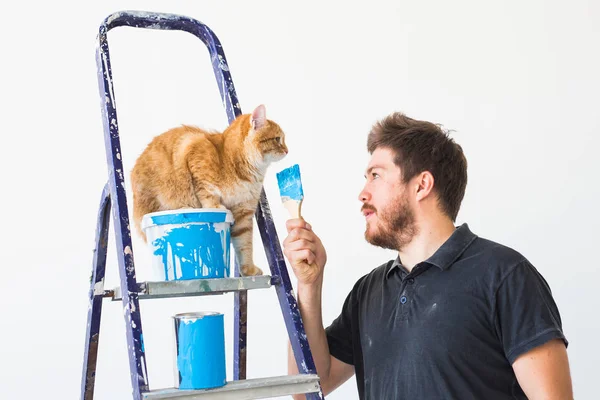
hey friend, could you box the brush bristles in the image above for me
[276,164,304,202]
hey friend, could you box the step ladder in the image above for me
[80,10,324,400]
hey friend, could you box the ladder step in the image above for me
[142,374,320,399]
[112,276,276,300]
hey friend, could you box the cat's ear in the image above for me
[251,104,267,131]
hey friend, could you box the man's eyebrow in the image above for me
[364,165,384,177]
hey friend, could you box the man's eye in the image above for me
[372,173,380,179]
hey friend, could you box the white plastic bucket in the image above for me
[141,208,234,281]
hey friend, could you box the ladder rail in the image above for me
[81,183,111,400]
[256,193,325,400]
[97,22,149,398]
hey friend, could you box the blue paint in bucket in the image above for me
[142,209,234,281]
[173,312,226,390]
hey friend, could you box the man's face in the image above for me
[359,148,418,251]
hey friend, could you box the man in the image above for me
[283,112,572,399]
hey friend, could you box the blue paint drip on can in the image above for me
[173,312,227,390]
[142,209,234,281]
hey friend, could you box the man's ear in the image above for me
[415,171,435,201]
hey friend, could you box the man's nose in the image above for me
[358,187,370,203]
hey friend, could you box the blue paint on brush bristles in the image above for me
[276,164,304,202]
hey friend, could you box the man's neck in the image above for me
[398,217,456,272]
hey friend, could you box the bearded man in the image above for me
[283,112,572,400]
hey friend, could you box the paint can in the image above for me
[172,312,227,390]
[141,208,234,281]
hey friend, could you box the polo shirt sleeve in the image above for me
[494,259,568,365]
[325,280,361,366]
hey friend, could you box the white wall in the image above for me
[1,1,598,399]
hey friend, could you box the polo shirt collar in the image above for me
[387,223,477,277]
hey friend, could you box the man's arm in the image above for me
[287,281,354,398]
[512,339,573,399]
[495,261,571,399]
[283,218,355,398]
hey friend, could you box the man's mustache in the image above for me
[361,205,377,213]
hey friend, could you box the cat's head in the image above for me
[246,104,288,164]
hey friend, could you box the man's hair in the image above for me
[367,112,468,221]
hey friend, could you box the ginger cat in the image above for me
[130,104,288,276]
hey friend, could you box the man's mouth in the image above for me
[362,207,376,219]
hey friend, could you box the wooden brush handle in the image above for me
[283,199,303,219]
[282,198,318,268]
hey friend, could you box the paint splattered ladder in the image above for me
[81,10,323,400]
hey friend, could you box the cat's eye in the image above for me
[274,137,281,143]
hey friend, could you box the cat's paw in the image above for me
[199,201,228,210]
[207,203,227,210]
[241,264,263,276]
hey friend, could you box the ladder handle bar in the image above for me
[99,10,242,124]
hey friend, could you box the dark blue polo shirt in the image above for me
[326,224,567,399]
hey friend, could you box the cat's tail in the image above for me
[134,217,147,243]
[131,199,148,243]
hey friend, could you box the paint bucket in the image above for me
[141,208,234,281]
[172,312,227,390]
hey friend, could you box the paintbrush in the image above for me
[277,164,318,269]
[276,164,305,219]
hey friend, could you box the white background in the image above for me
[1,1,598,399]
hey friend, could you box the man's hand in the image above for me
[283,218,327,285]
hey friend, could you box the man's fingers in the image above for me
[286,218,310,233]
[285,238,316,253]
[283,220,321,268]
[290,249,314,267]
[284,236,317,265]
[283,227,316,246]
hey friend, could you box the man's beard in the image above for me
[363,194,418,251]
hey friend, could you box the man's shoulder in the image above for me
[465,234,528,267]
[458,233,533,284]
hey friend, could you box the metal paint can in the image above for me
[142,208,234,281]
[173,312,227,390]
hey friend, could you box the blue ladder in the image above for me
[80,10,324,400]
